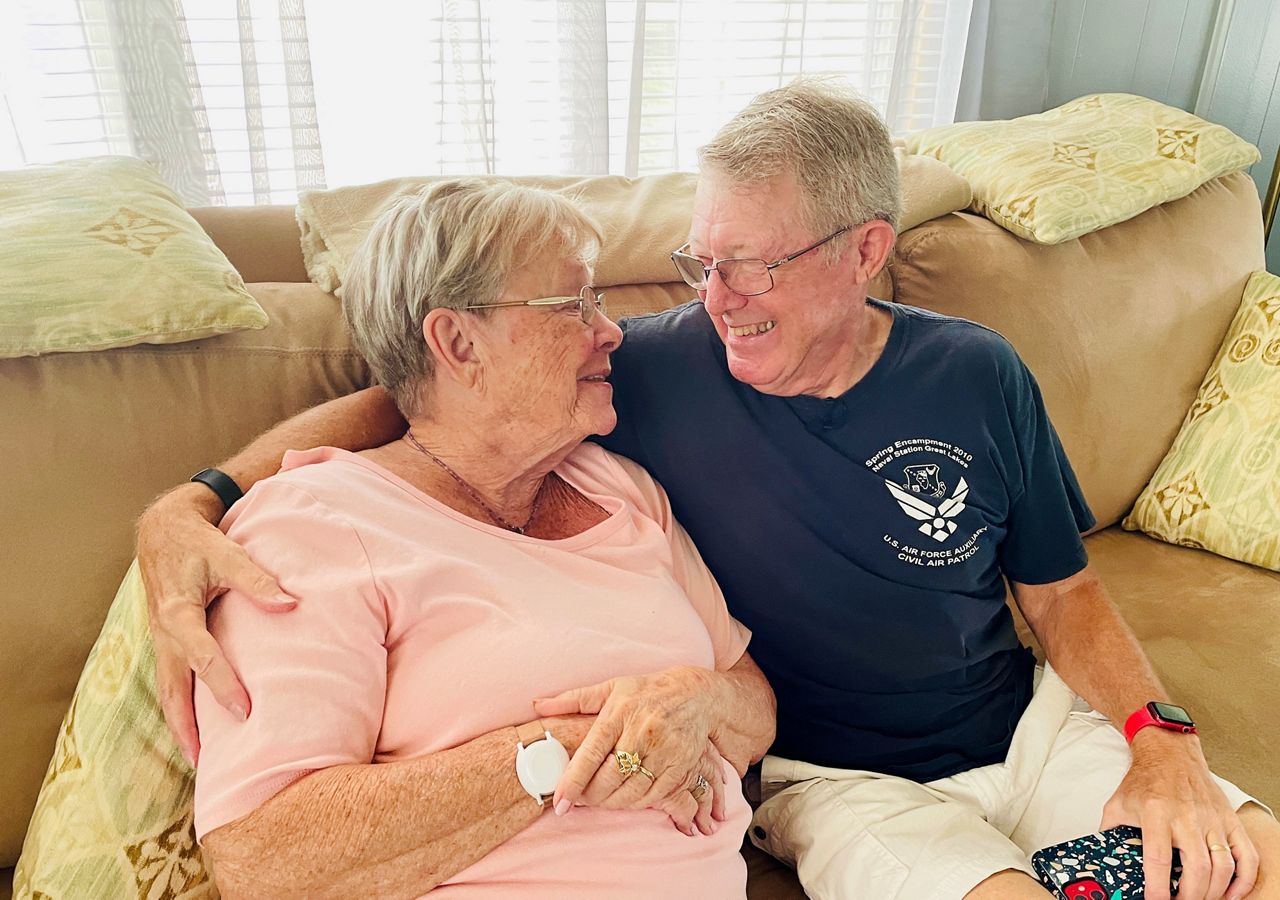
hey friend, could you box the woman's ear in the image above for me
[422,308,483,389]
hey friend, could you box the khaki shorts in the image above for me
[750,667,1265,900]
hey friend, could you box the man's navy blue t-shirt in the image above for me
[595,298,1096,782]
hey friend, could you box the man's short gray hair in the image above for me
[697,76,901,239]
[342,178,603,418]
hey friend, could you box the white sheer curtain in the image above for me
[2,0,975,205]
[1,0,325,205]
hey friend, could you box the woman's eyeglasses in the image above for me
[463,285,607,325]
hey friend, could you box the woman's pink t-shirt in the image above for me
[193,442,753,898]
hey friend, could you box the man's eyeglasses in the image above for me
[463,285,606,325]
[670,226,851,297]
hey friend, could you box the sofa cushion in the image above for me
[13,563,211,900]
[902,94,1260,245]
[189,204,310,284]
[299,173,703,293]
[1123,271,1280,570]
[296,161,966,296]
[0,156,267,357]
[745,841,806,899]
[888,171,1266,530]
[0,282,369,866]
[1080,529,1279,810]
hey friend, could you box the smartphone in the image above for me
[1031,825,1182,899]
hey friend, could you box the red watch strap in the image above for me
[1123,703,1197,743]
[1123,705,1158,743]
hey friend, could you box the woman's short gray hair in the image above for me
[697,76,901,240]
[342,178,603,418]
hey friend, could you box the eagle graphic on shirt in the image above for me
[885,470,970,542]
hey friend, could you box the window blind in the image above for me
[2,0,972,203]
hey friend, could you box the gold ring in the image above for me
[691,773,710,800]
[615,749,644,777]
[637,765,656,781]
[1209,843,1232,853]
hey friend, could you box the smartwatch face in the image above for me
[1151,702,1194,726]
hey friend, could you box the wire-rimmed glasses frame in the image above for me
[462,285,607,325]
[670,225,851,297]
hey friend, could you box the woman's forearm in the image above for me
[204,718,588,899]
[706,653,777,776]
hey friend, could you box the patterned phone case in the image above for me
[1031,825,1182,899]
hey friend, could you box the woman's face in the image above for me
[472,255,623,452]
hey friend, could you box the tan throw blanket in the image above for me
[297,157,970,295]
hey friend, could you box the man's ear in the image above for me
[422,308,483,389]
[848,219,896,284]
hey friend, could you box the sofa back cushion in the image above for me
[189,205,310,284]
[889,170,1265,529]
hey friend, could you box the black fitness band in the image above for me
[190,467,244,511]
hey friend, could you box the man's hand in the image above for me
[136,483,296,767]
[534,666,730,836]
[1100,730,1259,900]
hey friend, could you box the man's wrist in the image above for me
[670,664,723,709]
[1129,723,1204,760]
[162,480,230,525]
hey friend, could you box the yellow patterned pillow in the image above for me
[1123,272,1280,570]
[13,562,215,899]
[0,156,266,357]
[901,93,1260,244]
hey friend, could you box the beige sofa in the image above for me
[2,171,1276,899]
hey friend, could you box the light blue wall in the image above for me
[970,0,1279,273]
[964,0,1055,121]
[1044,0,1220,112]
[967,0,1219,120]
[1194,0,1280,273]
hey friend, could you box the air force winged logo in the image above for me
[885,470,970,542]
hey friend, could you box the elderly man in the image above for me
[139,78,1277,900]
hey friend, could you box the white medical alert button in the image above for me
[515,726,569,805]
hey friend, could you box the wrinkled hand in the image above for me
[536,714,598,757]
[1101,731,1258,900]
[533,666,728,836]
[136,484,295,767]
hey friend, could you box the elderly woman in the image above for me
[192,179,775,899]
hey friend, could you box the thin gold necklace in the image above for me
[402,431,547,534]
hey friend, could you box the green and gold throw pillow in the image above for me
[13,561,215,899]
[1123,271,1280,570]
[901,93,1260,244]
[0,156,267,357]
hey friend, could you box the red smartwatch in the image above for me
[1123,701,1197,743]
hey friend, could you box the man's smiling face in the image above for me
[689,169,873,398]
